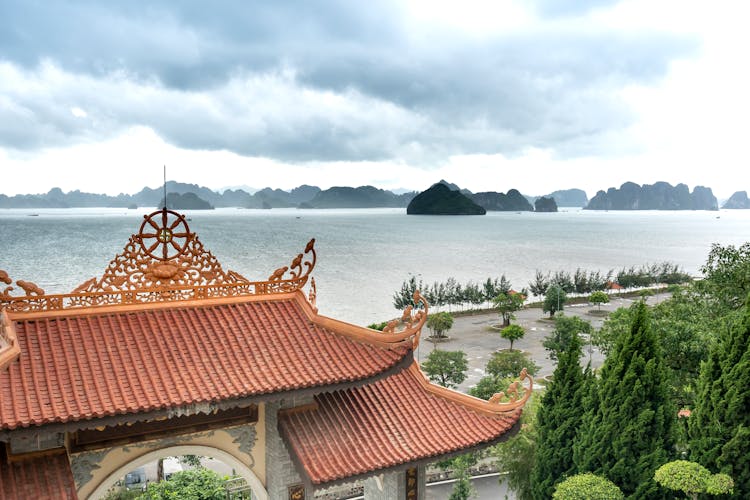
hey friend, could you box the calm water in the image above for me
[0,207,748,324]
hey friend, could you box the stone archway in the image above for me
[87,445,268,500]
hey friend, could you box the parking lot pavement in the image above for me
[416,293,671,393]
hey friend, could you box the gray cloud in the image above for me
[0,1,697,163]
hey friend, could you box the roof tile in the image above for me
[279,362,522,486]
[0,298,408,430]
[0,452,76,499]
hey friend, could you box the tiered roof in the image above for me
[0,208,530,493]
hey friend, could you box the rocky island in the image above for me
[585,182,718,211]
[534,196,558,212]
[722,191,750,209]
[407,183,486,215]
[472,189,533,211]
[542,188,588,207]
[160,192,214,210]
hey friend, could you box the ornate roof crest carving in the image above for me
[0,208,317,313]
[379,290,428,348]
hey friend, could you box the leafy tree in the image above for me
[486,350,540,380]
[594,288,713,407]
[531,332,587,499]
[180,455,203,468]
[529,270,550,297]
[500,324,525,351]
[444,454,477,500]
[104,489,141,500]
[469,375,510,400]
[543,285,567,317]
[698,242,750,309]
[493,393,542,500]
[552,473,624,500]
[592,307,632,356]
[690,297,750,496]
[543,315,591,362]
[588,290,609,311]
[493,292,525,327]
[367,321,387,331]
[573,268,589,294]
[140,468,226,500]
[573,302,675,498]
[392,275,423,310]
[422,349,468,389]
[551,270,575,293]
[448,475,473,500]
[426,311,454,339]
[653,460,734,499]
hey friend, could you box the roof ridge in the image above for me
[407,362,532,417]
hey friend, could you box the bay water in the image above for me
[0,207,748,325]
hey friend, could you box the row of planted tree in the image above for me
[392,261,691,312]
[399,242,749,499]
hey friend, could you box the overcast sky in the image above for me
[1,0,748,199]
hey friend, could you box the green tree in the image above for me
[543,315,592,362]
[469,375,510,400]
[500,324,525,351]
[493,393,542,500]
[690,297,750,497]
[573,301,675,498]
[589,290,609,311]
[529,270,550,297]
[448,475,473,500]
[698,242,750,309]
[552,473,623,500]
[653,460,734,500]
[486,350,540,380]
[594,289,714,408]
[426,311,454,339]
[493,292,525,327]
[422,349,468,389]
[140,468,226,500]
[444,454,477,500]
[531,332,587,499]
[393,275,423,309]
[543,285,567,317]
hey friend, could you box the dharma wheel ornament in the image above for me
[137,208,192,261]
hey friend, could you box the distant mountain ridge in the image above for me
[585,182,718,211]
[0,180,722,211]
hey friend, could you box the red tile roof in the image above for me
[279,362,522,486]
[0,451,77,499]
[0,296,410,430]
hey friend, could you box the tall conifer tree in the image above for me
[531,329,586,499]
[573,301,674,498]
[690,299,750,496]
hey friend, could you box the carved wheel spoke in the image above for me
[138,208,192,261]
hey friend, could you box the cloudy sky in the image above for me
[1,0,748,199]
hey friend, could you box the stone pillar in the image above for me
[264,399,310,500]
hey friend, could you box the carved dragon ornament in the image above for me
[378,290,428,348]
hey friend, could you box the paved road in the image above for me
[426,473,510,499]
[415,292,670,394]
